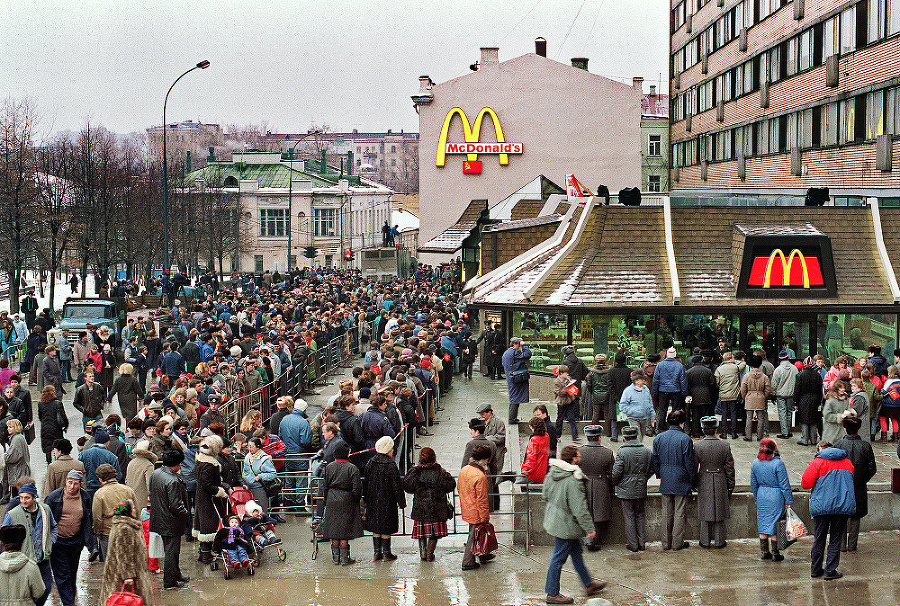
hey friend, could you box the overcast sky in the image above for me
[2,0,669,138]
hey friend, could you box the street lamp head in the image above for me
[197,60,211,69]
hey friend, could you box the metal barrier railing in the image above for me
[1,341,26,365]
[221,328,365,437]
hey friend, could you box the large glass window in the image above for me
[817,314,897,366]
[664,314,740,361]
[824,16,839,58]
[313,208,337,237]
[259,208,288,237]
[512,311,569,372]
[890,0,900,34]
[572,315,658,369]
[870,0,885,41]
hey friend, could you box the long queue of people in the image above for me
[0,263,473,605]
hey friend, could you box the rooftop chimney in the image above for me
[480,47,499,68]
[571,57,589,70]
[535,37,547,57]
[632,76,644,91]
[650,85,657,96]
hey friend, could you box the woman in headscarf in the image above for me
[99,499,154,606]
[107,362,144,423]
[749,438,794,562]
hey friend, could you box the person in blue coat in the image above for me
[750,438,794,562]
[278,399,312,504]
[651,347,688,431]
[651,410,695,551]
[502,337,532,425]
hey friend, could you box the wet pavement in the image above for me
[19,361,900,605]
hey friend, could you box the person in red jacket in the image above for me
[800,441,856,581]
[518,417,550,484]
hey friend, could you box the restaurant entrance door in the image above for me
[742,314,815,362]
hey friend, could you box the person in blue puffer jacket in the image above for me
[800,443,856,581]
[651,347,687,432]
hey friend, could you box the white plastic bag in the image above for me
[785,508,808,540]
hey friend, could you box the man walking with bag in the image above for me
[542,445,607,604]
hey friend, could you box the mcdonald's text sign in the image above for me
[436,107,523,173]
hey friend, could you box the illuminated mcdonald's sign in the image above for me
[747,249,825,288]
[436,107,523,173]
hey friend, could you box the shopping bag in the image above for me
[471,522,498,557]
[565,382,579,397]
[105,580,144,606]
[785,508,808,540]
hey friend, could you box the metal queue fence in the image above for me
[1,341,26,365]
[221,326,366,437]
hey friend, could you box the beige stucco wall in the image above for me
[417,52,642,261]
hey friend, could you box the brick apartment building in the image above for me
[670,0,900,201]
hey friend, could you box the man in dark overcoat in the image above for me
[693,416,735,548]
[578,425,614,551]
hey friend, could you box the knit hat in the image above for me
[666,346,677,358]
[778,350,789,359]
[94,429,110,444]
[66,470,84,481]
[359,387,371,399]
[293,399,308,412]
[230,346,243,359]
[18,482,38,496]
[375,436,394,455]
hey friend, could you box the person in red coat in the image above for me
[519,417,550,484]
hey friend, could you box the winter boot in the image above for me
[760,538,772,560]
[418,538,428,561]
[340,545,355,566]
[373,536,383,561]
[771,544,784,562]
[382,536,397,561]
[331,545,341,565]
[425,538,438,562]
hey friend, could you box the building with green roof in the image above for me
[181,151,392,272]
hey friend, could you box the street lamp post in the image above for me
[286,139,304,273]
[162,60,210,281]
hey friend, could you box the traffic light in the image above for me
[344,249,354,262]
[303,246,318,259]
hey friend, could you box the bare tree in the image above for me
[34,135,77,310]
[0,98,40,313]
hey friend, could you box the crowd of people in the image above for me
[484,333,893,603]
[0,262,480,605]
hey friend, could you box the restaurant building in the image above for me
[466,195,900,374]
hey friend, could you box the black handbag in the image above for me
[509,369,530,384]
[23,423,35,445]
[260,476,282,497]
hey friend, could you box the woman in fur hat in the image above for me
[193,435,229,563]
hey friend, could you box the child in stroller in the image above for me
[214,516,252,569]
[243,500,281,547]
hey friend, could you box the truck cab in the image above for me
[50,299,124,348]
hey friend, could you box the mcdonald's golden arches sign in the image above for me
[436,107,523,174]
[736,232,836,298]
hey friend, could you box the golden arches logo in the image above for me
[763,249,810,288]
[435,107,522,167]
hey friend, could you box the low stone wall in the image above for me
[514,487,900,546]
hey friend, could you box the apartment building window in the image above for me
[314,208,337,237]
[869,0,885,41]
[648,135,662,157]
[824,102,839,145]
[841,7,857,54]
[260,209,288,238]
[391,145,396,153]
[648,175,662,192]
[891,0,900,34]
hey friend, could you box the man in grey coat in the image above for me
[578,425,614,551]
[693,416,735,549]
[771,350,799,439]
[611,425,653,552]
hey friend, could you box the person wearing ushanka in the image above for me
[2,482,56,606]
[0,524,46,606]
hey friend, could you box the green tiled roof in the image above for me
[183,162,335,189]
